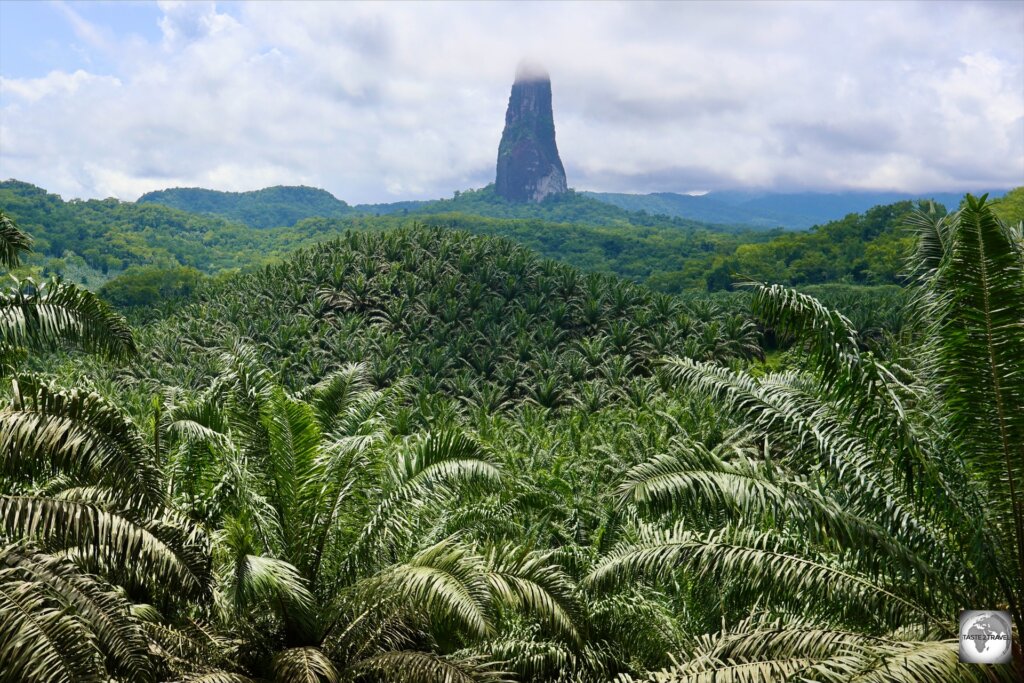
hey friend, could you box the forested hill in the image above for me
[701,200,927,290]
[698,187,1024,290]
[0,179,262,278]
[138,185,353,228]
[116,226,763,404]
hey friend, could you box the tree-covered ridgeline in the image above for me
[8,179,1019,300]
[0,179,756,292]
[2,194,1022,681]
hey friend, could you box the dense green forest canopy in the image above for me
[138,185,354,228]
[5,196,1022,682]
[700,200,927,289]
[696,187,1024,291]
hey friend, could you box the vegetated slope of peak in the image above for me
[138,184,353,228]
[128,226,762,415]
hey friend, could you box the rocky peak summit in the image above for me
[495,62,567,203]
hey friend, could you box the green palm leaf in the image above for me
[0,210,32,270]
[0,278,135,365]
[0,544,153,682]
[0,571,105,683]
[0,494,211,599]
[484,543,580,643]
[930,196,1024,591]
[271,646,339,683]
[377,538,493,639]
[1,376,163,510]
[350,431,500,569]
[587,525,943,630]
[351,650,508,683]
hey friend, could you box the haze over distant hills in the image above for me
[582,189,1009,229]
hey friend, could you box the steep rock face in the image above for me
[495,64,567,203]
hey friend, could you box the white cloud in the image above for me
[1,0,1021,203]
[0,69,121,103]
[157,1,239,49]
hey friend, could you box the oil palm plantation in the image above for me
[155,346,586,682]
[0,210,212,682]
[590,196,1022,681]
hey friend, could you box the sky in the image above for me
[1,0,1022,204]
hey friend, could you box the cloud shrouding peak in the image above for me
[1,0,1022,203]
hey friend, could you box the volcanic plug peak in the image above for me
[495,63,568,203]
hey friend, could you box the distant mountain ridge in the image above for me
[138,185,353,228]
[140,183,737,232]
[0,179,750,293]
[582,189,1010,229]
[138,182,1009,232]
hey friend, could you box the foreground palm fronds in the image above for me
[594,196,1022,681]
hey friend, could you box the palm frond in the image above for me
[746,282,859,376]
[613,441,956,589]
[0,210,32,269]
[931,195,1024,590]
[352,650,509,683]
[144,617,239,678]
[377,538,493,639]
[587,525,943,631]
[0,570,105,683]
[172,674,259,683]
[0,494,211,599]
[0,544,153,682]
[0,278,135,364]
[350,431,500,569]
[271,646,339,683]
[659,359,943,553]
[2,376,163,510]
[301,363,375,434]
[484,543,580,643]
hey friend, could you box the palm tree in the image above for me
[159,347,583,682]
[590,196,1022,681]
[0,212,210,683]
[0,209,135,374]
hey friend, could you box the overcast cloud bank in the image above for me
[1,0,1022,203]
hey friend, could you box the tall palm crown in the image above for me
[590,196,1022,681]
